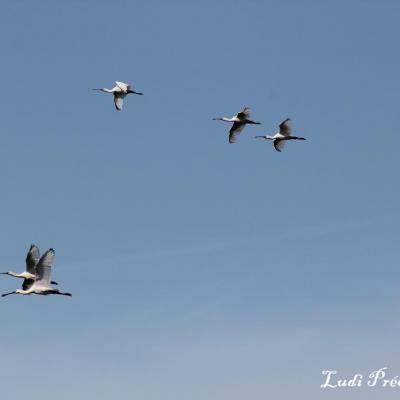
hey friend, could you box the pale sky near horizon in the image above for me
[1,1,400,399]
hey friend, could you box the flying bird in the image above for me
[255,118,306,152]
[2,248,71,297]
[0,244,58,285]
[93,81,143,111]
[213,107,261,143]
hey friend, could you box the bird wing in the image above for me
[236,107,251,120]
[114,94,124,111]
[35,248,55,286]
[22,278,34,291]
[229,122,246,143]
[25,244,40,274]
[115,81,129,92]
[274,139,286,152]
[279,118,292,136]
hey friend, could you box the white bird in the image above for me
[2,248,71,297]
[213,107,261,143]
[93,81,143,111]
[0,244,58,285]
[255,118,306,152]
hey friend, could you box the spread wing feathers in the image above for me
[25,244,40,274]
[279,118,292,136]
[114,94,124,111]
[35,248,55,286]
[236,107,251,120]
[274,139,286,152]
[229,122,246,143]
[115,81,130,92]
[22,278,34,291]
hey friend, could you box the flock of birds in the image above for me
[1,80,307,299]
[213,107,306,150]
[1,245,71,297]
[93,80,307,151]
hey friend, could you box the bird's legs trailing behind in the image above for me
[127,89,144,95]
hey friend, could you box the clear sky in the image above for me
[1,1,400,399]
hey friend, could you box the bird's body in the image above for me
[213,107,261,143]
[93,81,143,111]
[2,248,71,298]
[255,118,306,152]
[0,244,58,285]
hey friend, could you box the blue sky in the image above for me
[1,1,400,399]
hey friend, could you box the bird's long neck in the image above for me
[216,117,236,122]
[94,88,113,93]
[213,117,234,122]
